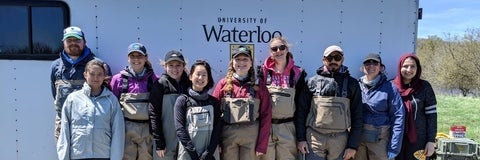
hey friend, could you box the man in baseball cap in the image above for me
[62,26,84,41]
[297,44,363,160]
[50,26,111,141]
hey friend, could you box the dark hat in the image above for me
[63,26,84,41]
[323,45,343,57]
[165,50,185,63]
[363,53,382,63]
[127,43,147,55]
[232,45,252,58]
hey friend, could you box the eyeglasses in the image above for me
[270,45,287,52]
[325,54,343,62]
[363,60,380,66]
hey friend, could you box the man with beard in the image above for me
[50,26,112,141]
[296,45,363,160]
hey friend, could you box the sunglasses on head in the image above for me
[325,54,343,62]
[363,60,380,66]
[270,45,287,52]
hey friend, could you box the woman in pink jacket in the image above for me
[259,36,307,160]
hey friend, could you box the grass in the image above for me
[436,95,480,142]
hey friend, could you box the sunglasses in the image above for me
[270,45,287,52]
[363,60,380,66]
[325,54,343,62]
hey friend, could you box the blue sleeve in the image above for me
[50,60,58,98]
[387,83,405,155]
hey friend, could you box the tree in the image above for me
[417,28,480,96]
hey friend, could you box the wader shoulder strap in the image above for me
[341,77,348,98]
[249,85,255,98]
[147,74,153,92]
[182,94,193,107]
[121,74,128,93]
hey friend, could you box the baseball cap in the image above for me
[63,26,84,41]
[323,45,344,57]
[127,43,147,55]
[363,53,382,63]
[232,45,252,58]
[165,50,185,63]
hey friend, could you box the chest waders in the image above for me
[221,86,260,124]
[162,93,180,159]
[264,70,298,160]
[54,79,85,140]
[304,78,350,160]
[220,86,260,160]
[265,69,297,120]
[119,75,154,160]
[54,80,85,117]
[177,96,215,160]
[119,75,153,121]
[120,92,151,120]
[307,78,350,134]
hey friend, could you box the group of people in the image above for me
[51,26,437,160]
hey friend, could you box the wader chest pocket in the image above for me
[222,98,259,124]
[187,106,213,130]
[191,111,210,127]
[120,93,150,120]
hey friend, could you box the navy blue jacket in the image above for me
[359,74,405,156]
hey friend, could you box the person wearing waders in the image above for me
[296,45,363,160]
[150,50,191,159]
[174,60,222,160]
[354,53,405,160]
[110,43,159,160]
[50,26,111,141]
[258,36,307,160]
[212,45,272,160]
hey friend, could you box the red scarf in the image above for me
[393,53,422,144]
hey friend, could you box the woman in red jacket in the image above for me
[212,45,272,160]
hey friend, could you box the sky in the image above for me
[418,0,480,38]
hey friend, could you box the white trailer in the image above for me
[0,0,420,159]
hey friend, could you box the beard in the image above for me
[66,44,83,57]
[327,63,341,72]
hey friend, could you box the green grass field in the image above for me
[437,95,480,142]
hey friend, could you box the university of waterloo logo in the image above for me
[203,16,282,43]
